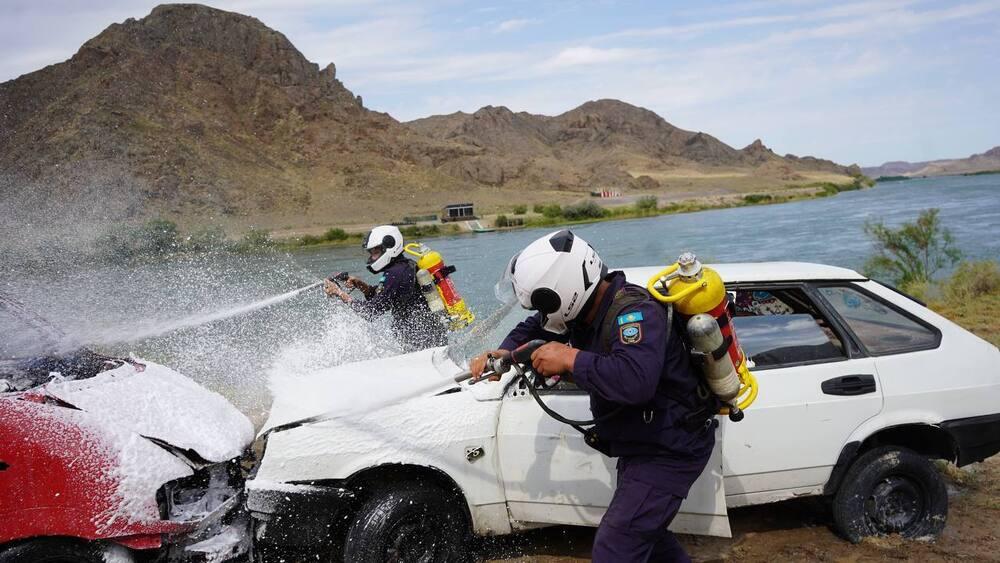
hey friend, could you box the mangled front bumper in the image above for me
[158,459,251,562]
[245,478,355,550]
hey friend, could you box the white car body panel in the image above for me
[252,262,1000,539]
[721,358,882,497]
[496,381,730,537]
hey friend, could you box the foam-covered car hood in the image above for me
[260,347,465,435]
[45,359,253,462]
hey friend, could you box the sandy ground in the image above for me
[479,455,1000,562]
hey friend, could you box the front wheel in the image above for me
[342,482,470,563]
[832,446,948,542]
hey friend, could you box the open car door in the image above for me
[495,377,731,537]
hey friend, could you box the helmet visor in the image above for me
[494,252,519,305]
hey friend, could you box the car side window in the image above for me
[817,286,938,355]
[731,287,847,369]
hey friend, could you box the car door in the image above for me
[496,379,731,537]
[722,283,883,505]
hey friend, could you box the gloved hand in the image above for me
[530,342,578,377]
[344,275,363,289]
[470,349,510,381]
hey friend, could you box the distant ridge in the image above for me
[863,146,1000,178]
[407,101,858,188]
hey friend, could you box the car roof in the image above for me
[621,262,866,285]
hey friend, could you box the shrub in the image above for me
[863,208,962,286]
[495,214,510,228]
[185,226,227,252]
[323,228,348,241]
[234,227,274,252]
[400,225,441,238]
[635,195,658,212]
[512,205,527,215]
[140,218,181,254]
[533,204,545,214]
[944,260,1000,301]
[743,194,773,204]
[540,204,563,218]
[299,234,322,245]
[562,201,607,220]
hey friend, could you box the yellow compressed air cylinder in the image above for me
[406,243,475,329]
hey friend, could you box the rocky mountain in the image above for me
[408,101,859,188]
[0,4,467,226]
[863,147,1000,178]
[0,3,861,230]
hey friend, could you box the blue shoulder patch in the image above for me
[617,311,644,325]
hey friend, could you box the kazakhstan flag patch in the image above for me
[617,311,644,325]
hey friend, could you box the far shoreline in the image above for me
[276,177,873,251]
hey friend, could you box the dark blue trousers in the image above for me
[592,457,692,563]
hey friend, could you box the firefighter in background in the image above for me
[324,225,448,352]
[471,230,716,563]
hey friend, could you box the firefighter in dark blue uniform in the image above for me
[472,230,715,562]
[325,225,447,352]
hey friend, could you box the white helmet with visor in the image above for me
[497,230,606,334]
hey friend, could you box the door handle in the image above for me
[822,374,876,396]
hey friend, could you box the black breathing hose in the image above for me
[508,303,673,432]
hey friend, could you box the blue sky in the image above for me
[2,0,998,166]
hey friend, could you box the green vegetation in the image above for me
[962,170,1000,177]
[863,208,962,288]
[743,194,773,204]
[324,227,348,241]
[925,261,1000,347]
[860,213,1000,347]
[96,219,278,262]
[232,227,275,253]
[876,175,910,182]
[561,201,608,220]
[512,205,527,215]
[495,214,511,227]
[635,195,658,214]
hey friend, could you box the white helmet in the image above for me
[363,225,404,273]
[505,230,606,334]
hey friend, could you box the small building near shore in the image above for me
[442,203,475,222]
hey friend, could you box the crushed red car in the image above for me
[0,298,254,562]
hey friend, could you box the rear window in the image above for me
[731,287,846,369]
[817,286,938,355]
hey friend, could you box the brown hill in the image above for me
[0,4,469,227]
[408,100,859,190]
[0,3,860,231]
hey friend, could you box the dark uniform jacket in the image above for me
[500,271,715,495]
[351,257,448,352]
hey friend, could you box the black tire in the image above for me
[832,446,948,543]
[0,538,105,563]
[342,482,470,563]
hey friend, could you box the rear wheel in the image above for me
[832,446,948,542]
[342,482,470,563]
[0,538,109,563]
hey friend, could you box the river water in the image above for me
[3,175,998,417]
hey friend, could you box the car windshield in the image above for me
[438,299,526,371]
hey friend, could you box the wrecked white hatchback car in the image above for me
[247,263,1000,561]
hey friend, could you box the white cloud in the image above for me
[494,18,538,33]
[539,46,655,70]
